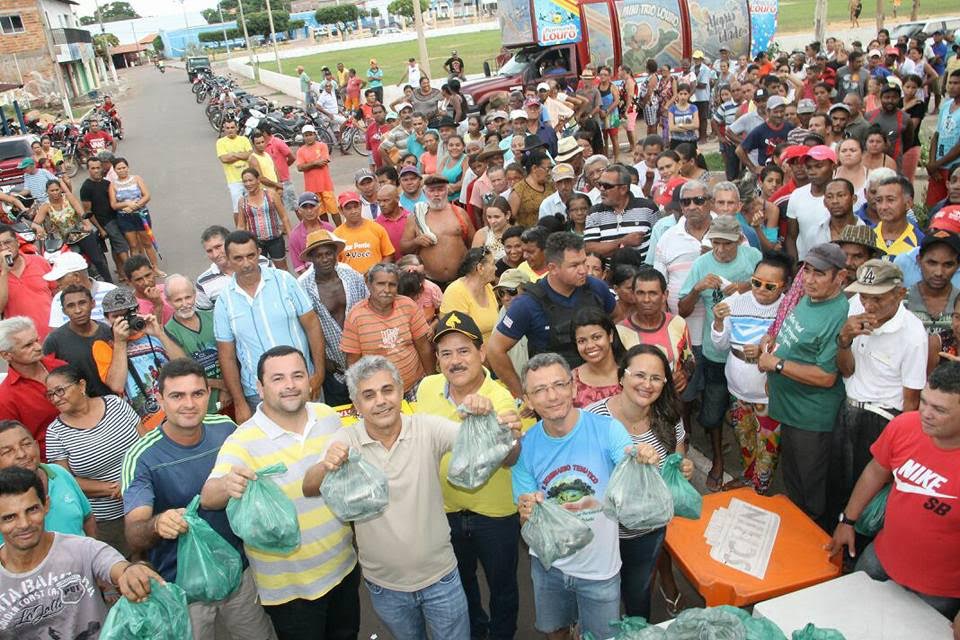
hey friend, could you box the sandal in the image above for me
[659,584,683,617]
[705,468,724,492]
[722,477,749,492]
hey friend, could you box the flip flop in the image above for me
[705,469,724,492]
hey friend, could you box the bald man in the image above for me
[375,184,411,260]
[163,274,227,412]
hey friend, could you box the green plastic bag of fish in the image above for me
[661,453,703,519]
[100,580,192,640]
[447,407,515,490]
[321,447,389,522]
[226,462,300,554]
[604,451,674,530]
[177,495,242,602]
[521,500,594,570]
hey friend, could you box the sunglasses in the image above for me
[597,181,628,190]
[680,196,708,206]
[497,287,519,296]
[751,277,783,291]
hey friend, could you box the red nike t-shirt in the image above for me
[871,412,960,598]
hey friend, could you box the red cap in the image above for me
[885,45,900,56]
[337,191,362,208]
[804,145,837,163]
[930,205,960,235]
[779,145,810,164]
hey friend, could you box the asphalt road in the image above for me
[110,64,703,638]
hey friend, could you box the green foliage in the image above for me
[152,35,165,52]
[201,9,220,24]
[387,0,430,20]
[92,33,119,58]
[288,20,305,32]
[85,1,140,24]
[315,5,361,25]
[79,16,96,26]
[370,8,381,18]
[199,29,242,44]
[243,11,290,37]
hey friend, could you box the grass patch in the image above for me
[703,152,724,173]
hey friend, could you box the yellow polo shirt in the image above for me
[875,222,923,258]
[417,370,522,518]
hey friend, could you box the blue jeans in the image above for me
[619,528,666,620]
[530,561,620,638]
[447,511,520,640]
[364,568,470,640]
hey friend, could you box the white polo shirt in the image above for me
[653,217,714,346]
[538,189,587,219]
[844,296,928,410]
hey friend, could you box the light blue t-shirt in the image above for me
[934,98,960,169]
[679,246,762,363]
[894,247,960,288]
[399,190,427,211]
[644,215,680,265]
[366,67,383,89]
[512,410,632,580]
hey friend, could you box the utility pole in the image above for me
[218,4,231,54]
[265,0,282,73]
[92,0,118,82]
[38,10,74,119]
[910,0,919,21]
[876,0,885,31]
[412,0,429,78]
[813,0,827,44]
[236,0,259,81]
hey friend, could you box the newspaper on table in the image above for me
[704,497,780,580]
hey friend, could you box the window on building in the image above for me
[0,15,25,34]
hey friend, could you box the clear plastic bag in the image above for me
[854,484,890,537]
[603,452,674,530]
[177,495,243,603]
[791,623,846,640]
[521,500,594,570]
[665,607,747,639]
[716,605,787,640]
[226,462,301,554]
[101,579,192,640]
[447,407,515,490]
[321,447,389,522]
[661,453,703,520]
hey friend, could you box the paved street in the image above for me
[110,63,705,638]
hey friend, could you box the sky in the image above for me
[73,0,216,19]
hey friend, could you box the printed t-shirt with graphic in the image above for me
[93,333,168,430]
[668,103,699,142]
[0,533,123,638]
[933,98,960,169]
[710,291,782,404]
[512,410,633,580]
[296,142,335,193]
[871,412,960,598]
[340,296,431,393]
[875,221,925,257]
[741,121,795,167]
[215,135,252,184]
[618,313,694,378]
[334,220,395,275]
[767,293,849,431]
[164,309,221,412]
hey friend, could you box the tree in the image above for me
[243,11,290,37]
[201,8,220,24]
[153,35,164,52]
[92,33,119,58]
[288,19,305,33]
[79,16,96,26]
[198,29,242,44]
[81,1,140,24]
[370,8,381,18]
[387,0,429,20]
[314,5,360,25]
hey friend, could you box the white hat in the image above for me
[767,96,787,110]
[302,124,317,134]
[509,109,528,121]
[536,82,550,92]
[396,102,413,112]
[43,251,88,281]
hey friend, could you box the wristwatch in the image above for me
[838,512,857,527]
[774,359,785,374]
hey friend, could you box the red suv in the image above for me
[0,135,34,187]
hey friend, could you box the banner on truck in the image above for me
[619,0,683,70]
[750,0,778,56]
[534,0,583,45]
[687,0,751,62]
[500,0,535,47]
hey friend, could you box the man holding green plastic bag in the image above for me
[202,346,360,640]
[122,358,276,639]
[0,466,163,638]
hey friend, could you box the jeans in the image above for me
[699,358,729,430]
[780,424,833,530]
[447,511,520,640]
[828,403,897,524]
[189,568,277,640]
[619,528,666,620]
[530,561,620,639]
[856,542,960,620]
[264,563,360,640]
[364,568,470,640]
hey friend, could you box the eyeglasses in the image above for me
[527,378,572,398]
[597,181,628,190]
[45,383,76,400]
[680,196,708,206]
[751,277,783,291]
[623,369,666,385]
[497,287,518,296]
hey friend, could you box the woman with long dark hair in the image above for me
[571,307,626,408]
[585,344,694,618]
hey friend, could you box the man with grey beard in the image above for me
[163,274,228,414]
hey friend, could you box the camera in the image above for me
[123,310,146,332]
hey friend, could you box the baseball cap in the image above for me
[692,50,705,59]
[536,82,550,92]
[828,103,852,114]
[845,259,904,294]
[337,191,362,208]
[767,96,787,110]
[920,229,960,256]
[881,77,903,94]
[797,98,816,114]
[550,163,576,182]
[884,45,900,56]
[524,97,541,109]
[780,145,811,164]
[433,311,482,343]
[298,192,320,207]
[354,168,376,184]
[705,216,742,242]
[101,288,139,314]
[43,251,89,281]
[302,124,317,134]
[555,137,582,162]
[396,102,413,112]
[486,110,508,122]
[423,174,450,187]
[834,224,885,255]
[385,111,399,121]
[494,268,531,291]
[930,205,960,234]
[17,157,34,169]
[868,48,883,58]
[435,116,457,129]
[300,229,345,261]
[398,165,421,178]
[804,243,848,271]
[754,88,770,102]
[805,145,837,163]
[509,109,528,121]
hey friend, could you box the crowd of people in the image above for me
[0,25,959,640]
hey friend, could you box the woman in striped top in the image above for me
[585,344,694,619]
[45,365,142,555]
